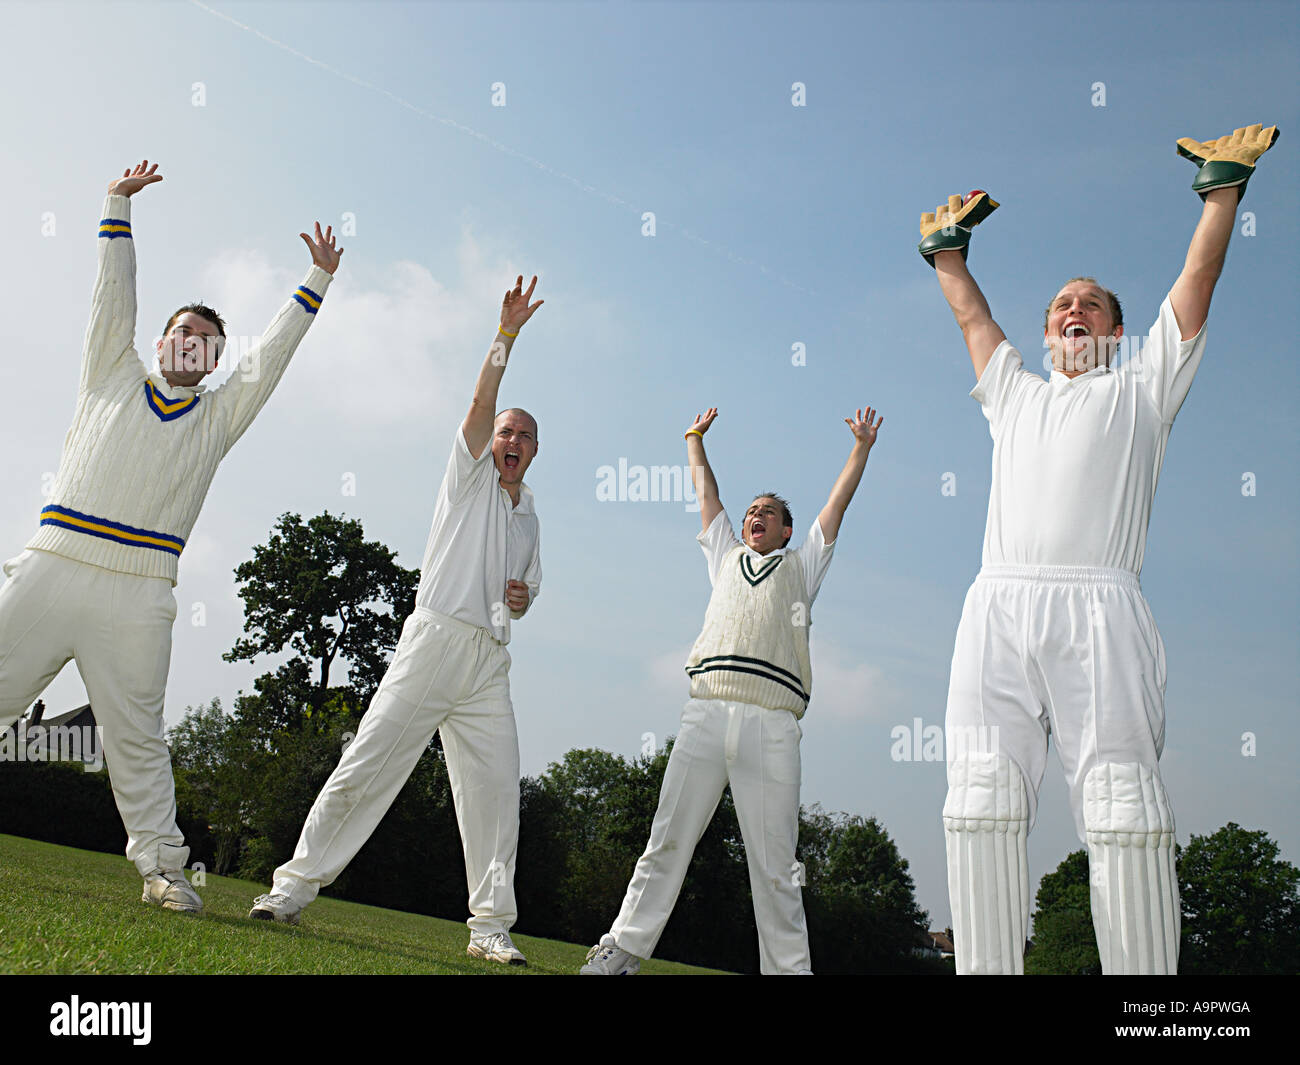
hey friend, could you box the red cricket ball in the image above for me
[964,190,987,204]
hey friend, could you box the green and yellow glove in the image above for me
[1177,123,1279,201]
[918,190,999,267]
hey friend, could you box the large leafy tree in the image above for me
[800,805,936,973]
[1179,822,1299,975]
[1025,849,1101,975]
[224,512,420,719]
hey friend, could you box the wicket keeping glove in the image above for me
[1177,123,1279,201]
[918,191,999,267]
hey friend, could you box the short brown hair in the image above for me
[162,303,226,342]
[1044,278,1123,332]
[751,492,793,548]
[496,407,538,443]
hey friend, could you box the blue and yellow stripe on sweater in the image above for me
[292,285,323,314]
[39,505,185,557]
[98,218,132,240]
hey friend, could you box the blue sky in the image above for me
[1,0,1295,928]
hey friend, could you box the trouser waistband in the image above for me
[977,564,1140,590]
[413,605,502,645]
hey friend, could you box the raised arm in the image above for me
[80,160,162,393]
[920,191,1005,381]
[934,254,1007,380]
[463,275,543,459]
[685,407,724,533]
[1169,124,1279,340]
[1167,189,1236,341]
[817,406,883,544]
[220,222,341,451]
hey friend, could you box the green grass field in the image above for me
[0,834,720,975]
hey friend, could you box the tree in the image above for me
[1179,822,1299,975]
[519,745,932,974]
[224,512,419,716]
[800,805,936,973]
[168,697,248,874]
[1025,849,1101,975]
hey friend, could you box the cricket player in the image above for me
[582,404,883,975]
[0,160,342,912]
[921,124,1277,974]
[250,276,544,966]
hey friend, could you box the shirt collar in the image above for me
[1050,363,1113,387]
[500,481,535,513]
[743,541,789,560]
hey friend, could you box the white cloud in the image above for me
[195,229,522,429]
[647,643,693,701]
[807,641,905,723]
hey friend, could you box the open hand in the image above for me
[687,408,718,438]
[845,406,883,447]
[300,221,344,274]
[109,160,163,198]
[501,275,544,334]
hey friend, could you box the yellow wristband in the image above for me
[685,429,704,440]
[498,325,518,338]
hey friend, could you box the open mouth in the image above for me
[1064,322,1090,339]
[751,520,766,539]
[504,450,520,471]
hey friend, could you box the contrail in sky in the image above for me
[189,0,813,295]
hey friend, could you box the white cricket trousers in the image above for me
[946,565,1168,835]
[944,565,1179,974]
[0,549,188,876]
[272,607,521,935]
[611,698,810,974]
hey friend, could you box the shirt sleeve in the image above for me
[697,509,741,586]
[217,265,334,453]
[1125,295,1208,424]
[796,517,836,605]
[969,339,1031,437]
[444,423,498,507]
[513,520,542,619]
[81,195,141,394]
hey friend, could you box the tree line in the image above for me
[0,512,939,974]
[2,511,1292,974]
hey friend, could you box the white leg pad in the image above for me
[1083,762,1180,975]
[943,752,1030,975]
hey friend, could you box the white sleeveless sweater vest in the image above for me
[685,544,813,717]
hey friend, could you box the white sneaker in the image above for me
[142,870,203,914]
[249,893,302,926]
[581,933,641,975]
[467,931,527,966]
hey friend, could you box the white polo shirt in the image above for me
[699,511,835,605]
[415,427,541,643]
[972,295,1207,574]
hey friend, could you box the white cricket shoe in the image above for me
[581,933,641,975]
[467,930,527,966]
[142,870,203,914]
[249,893,302,925]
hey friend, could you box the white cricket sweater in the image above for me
[685,543,814,717]
[26,194,332,584]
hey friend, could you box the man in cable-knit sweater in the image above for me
[0,160,341,912]
[582,404,883,975]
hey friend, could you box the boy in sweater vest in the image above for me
[0,161,341,912]
[582,404,882,974]
[250,276,544,967]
